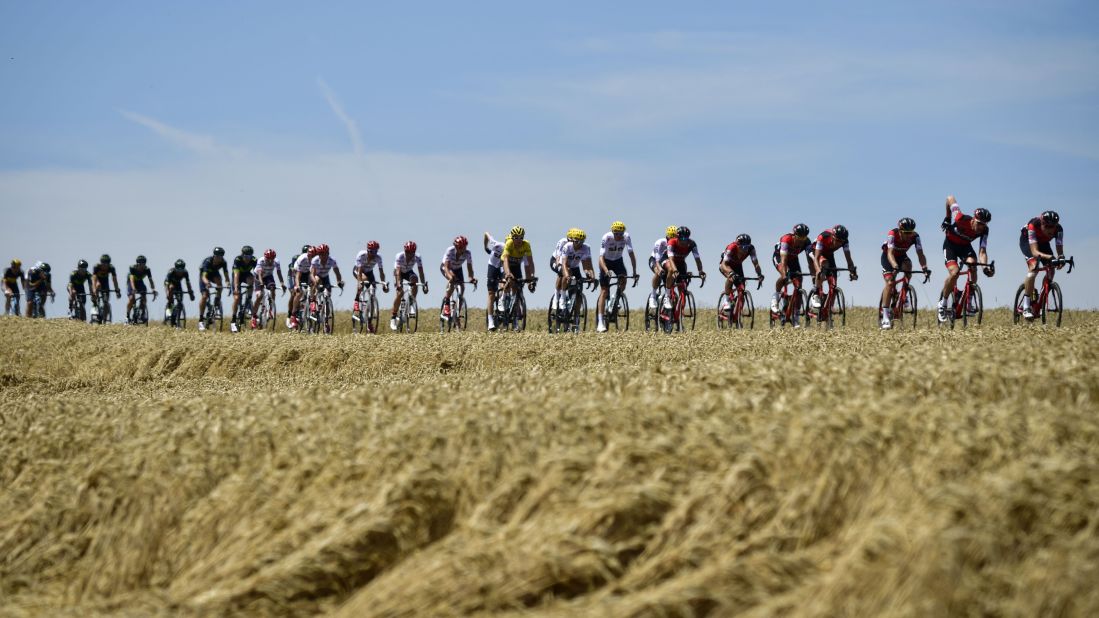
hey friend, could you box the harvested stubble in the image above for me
[1,314,1098,617]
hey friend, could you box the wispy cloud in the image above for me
[118,109,241,157]
[317,77,365,157]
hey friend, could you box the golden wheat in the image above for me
[1,313,1097,617]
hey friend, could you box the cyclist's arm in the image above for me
[465,259,475,280]
[582,257,595,279]
[276,269,286,287]
[111,271,120,293]
[483,232,492,253]
[843,247,855,269]
[916,249,928,271]
[1056,228,1065,258]
[310,264,320,286]
[377,264,387,284]
[694,256,705,276]
[147,271,156,292]
[628,249,637,276]
[524,255,535,278]
[333,266,344,286]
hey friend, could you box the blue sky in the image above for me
[2,1,1097,313]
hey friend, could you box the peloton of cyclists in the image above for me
[391,241,427,331]
[250,249,287,328]
[197,246,230,331]
[483,232,506,330]
[719,233,764,309]
[771,223,814,322]
[1018,210,1065,319]
[596,221,637,333]
[126,255,157,324]
[663,226,706,309]
[4,259,26,315]
[648,226,678,310]
[938,195,993,323]
[879,217,928,329]
[809,224,858,310]
[440,236,477,319]
[354,241,389,310]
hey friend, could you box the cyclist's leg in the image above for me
[880,252,896,310]
[940,240,964,303]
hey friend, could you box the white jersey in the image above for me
[553,237,570,259]
[355,250,383,272]
[310,256,338,278]
[560,242,592,269]
[294,253,312,274]
[600,231,634,261]
[650,238,669,261]
[485,234,505,268]
[252,257,280,279]
[395,252,422,274]
[441,246,472,270]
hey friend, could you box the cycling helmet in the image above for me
[453,235,469,249]
[736,233,752,246]
[41,263,51,273]
[366,240,380,252]
[1041,210,1060,225]
[77,259,89,269]
[136,255,147,264]
[676,226,691,239]
[568,229,586,242]
[11,259,21,267]
[174,259,186,270]
[307,246,318,258]
[213,246,225,257]
[665,225,678,239]
[610,221,626,233]
[973,208,991,223]
[241,245,254,256]
[263,249,276,260]
[34,261,45,271]
[301,244,311,254]
[404,241,417,253]
[100,254,111,264]
[898,217,916,232]
[793,223,810,238]
[510,225,525,239]
[832,224,849,241]
[316,243,330,255]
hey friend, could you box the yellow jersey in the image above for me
[502,238,532,260]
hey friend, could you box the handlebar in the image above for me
[678,272,706,289]
[1047,256,1074,274]
[896,269,932,284]
[731,274,765,290]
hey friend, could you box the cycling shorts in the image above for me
[440,264,464,284]
[3,281,18,294]
[260,274,276,289]
[943,239,976,268]
[127,280,148,296]
[486,265,503,290]
[1018,230,1052,264]
[599,258,627,287]
[200,275,223,294]
[399,270,419,283]
[360,270,378,286]
[506,258,525,279]
[881,252,912,280]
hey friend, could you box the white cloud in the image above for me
[317,77,365,157]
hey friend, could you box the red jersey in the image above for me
[1023,217,1063,246]
[666,238,700,262]
[774,233,812,258]
[944,204,988,249]
[721,242,756,265]
[881,228,923,258]
[814,231,848,256]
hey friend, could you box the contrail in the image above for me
[317,77,365,157]
[118,109,221,155]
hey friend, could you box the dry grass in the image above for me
[2,313,1098,617]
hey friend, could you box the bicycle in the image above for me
[232,281,254,332]
[394,280,424,333]
[717,275,762,330]
[1013,257,1073,327]
[5,291,21,317]
[352,282,386,334]
[941,261,994,330]
[440,281,476,332]
[549,276,597,333]
[165,288,188,329]
[127,290,157,326]
[805,267,852,329]
[201,286,225,332]
[253,284,281,331]
[602,274,639,331]
[657,272,704,334]
[492,277,536,332]
[769,271,807,329]
[29,290,52,319]
[91,287,114,324]
[307,284,340,335]
[69,292,88,322]
[879,269,930,330]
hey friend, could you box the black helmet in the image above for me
[898,217,916,232]
[736,233,752,246]
[676,226,691,239]
[1041,210,1060,225]
[100,254,111,264]
[241,245,254,256]
[41,263,51,273]
[213,246,225,257]
[832,224,849,241]
[174,259,186,270]
[973,208,991,223]
[136,255,147,264]
[793,223,810,237]
[301,244,311,254]
[77,259,88,269]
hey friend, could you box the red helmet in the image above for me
[306,246,318,258]
[316,243,330,255]
[453,235,468,249]
[263,249,276,260]
[366,240,380,252]
[404,241,417,253]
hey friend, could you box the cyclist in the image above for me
[354,241,389,311]
[771,223,814,317]
[483,232,506,330]
[596,221,637,333]
[126,255,157,324]
[91,254,121,321]
[25,262,54,317]
[4,258,26,315]
[440,236,477,319]
[229,245,258,332]
[250,249,286,328]
[68,260,93,320]
[555,229,595,317]
[310,243,345,309]
[287,244,310,292]
[1019,210,1065,319]
[163,259,195,320]
[663,226,705,309]
[810,224,858,309]
[648,225,678,310]
[501,225,535,300]
[719,234,764,311]
[938,195,992,323]
[879,217,928,329]
[287,246,316,330]
[391,241,427,331]
[197,246,230,331]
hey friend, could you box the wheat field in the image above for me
[1,309,1098,617]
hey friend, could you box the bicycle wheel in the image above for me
[716,293,730,329]
[944,291,958,330]
[617,292,629,331]
[904,285,917,329]
[794,289,808,328]
[439,298,451,333]
[964,285,983,327]
[366,296,379,334]
[138,303,148,325]
[514,294,527,331]
[1012,284,1026,325]
[1045,282,1063,327]
[214,299,224,332]
[577,294,587,332]
[407,296,419,333]
[177,304,187,330]
[769,294,779,328]
[645,294,659,332]
[324,298,335,334]
[682,291,694,331]
[458,297,468,331]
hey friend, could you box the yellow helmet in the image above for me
[568,228,586,242]
[510,225,525,239]
[610,221,626,233]
[11,258,21,267]
[665,225,678,239]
